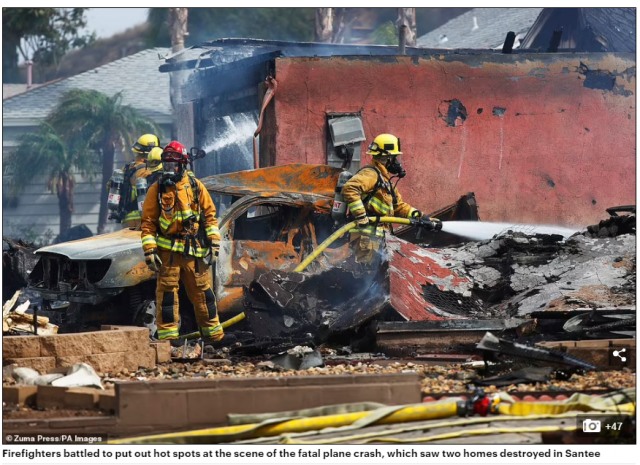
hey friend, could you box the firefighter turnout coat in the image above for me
[341,160,419,263]
[140,172,223,340]
[342,160,418,236]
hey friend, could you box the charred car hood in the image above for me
[201,164,341,198]
[36,228,143,260]
[34,228,154,292]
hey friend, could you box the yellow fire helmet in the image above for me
[132,134,160,156]
[146,147,163,173]
[366,133,402,156]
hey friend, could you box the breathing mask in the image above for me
[386,156,406,178]
[161,161,184,186]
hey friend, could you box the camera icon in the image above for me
[583,419,601,433]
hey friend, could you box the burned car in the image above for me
[28,164,479,337]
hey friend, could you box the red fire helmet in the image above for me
[161,141,189,163]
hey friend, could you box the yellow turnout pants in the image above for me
[155,249,223,341]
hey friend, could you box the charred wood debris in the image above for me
[233,212,636,382]
[3,212,636,386]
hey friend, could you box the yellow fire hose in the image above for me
[498,400,635,416]
[276,412,581,445]
[294,216,414,273]
[221,312,246,329]
[183,312,246,340]
[365,425,578,444]
[109,396,635,445]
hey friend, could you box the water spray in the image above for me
[439,221,578,241]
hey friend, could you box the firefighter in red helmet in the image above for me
[140,141,223,342]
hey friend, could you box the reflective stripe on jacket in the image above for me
[123,210,141,223]
[342,160,417,236]
[140,173,221,256]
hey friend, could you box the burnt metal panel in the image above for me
[376,319,526,353]
[201,164,341,199]
[35,228,142,260]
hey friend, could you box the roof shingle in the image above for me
[417,8,543,49]
[581,8,636,52]
[3,48,171,122]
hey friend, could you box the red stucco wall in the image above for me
[272,54,635,227]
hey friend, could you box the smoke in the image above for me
[441,221,579,241]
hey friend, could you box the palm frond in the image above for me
[49,89,164,157]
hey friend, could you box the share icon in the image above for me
[613,348,627,362]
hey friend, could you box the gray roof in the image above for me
[417,8,543,49]
[3,48,171,124]
[581,8,636,52]
[3,83,45,100]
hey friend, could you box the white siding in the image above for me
[2,123,171,242]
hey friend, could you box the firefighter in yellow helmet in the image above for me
[107,134,159,228]
[141,141,223,343]
[342,134,434,265]
[145,147,164,186]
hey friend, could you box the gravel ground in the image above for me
[3,406,108,420]
[3,361,633,422]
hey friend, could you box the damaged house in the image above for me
[162,37,635,227]
[13,35,634,352]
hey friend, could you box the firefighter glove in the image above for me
[145,250,162,272]
[203,241,220,267]
[411,210,423,219]
[355,211,369,227]
[210,240,220,260]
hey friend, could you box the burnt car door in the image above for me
[215,195,320,315]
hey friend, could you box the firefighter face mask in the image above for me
[161,162,183,186]
[386,155,406,178]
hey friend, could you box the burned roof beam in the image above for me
[502,31,516,54]
[160,50,282,73]
[159,37,561,74]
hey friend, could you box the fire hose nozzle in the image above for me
[413,217,443,232]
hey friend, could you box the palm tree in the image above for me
[8,122,95,236]
[48,89,162,234]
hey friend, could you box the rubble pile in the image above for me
[3,291,58,335]
[426,223,635,317]
[2,237,38,303]
[585,213,635,238]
